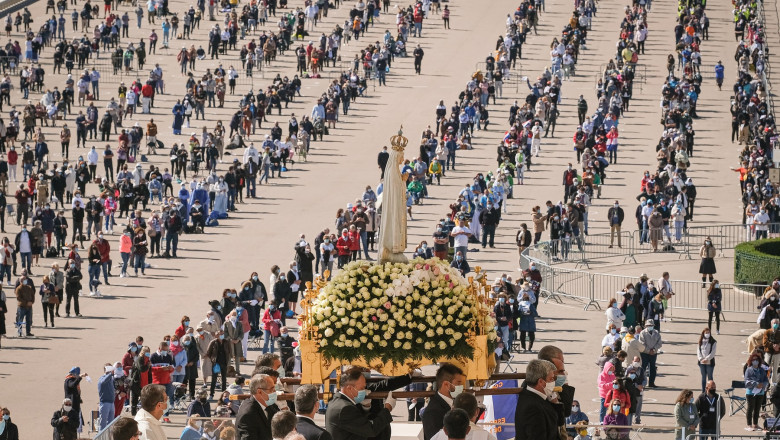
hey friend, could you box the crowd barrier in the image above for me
[521,223,775,313]
[527,223,780,269]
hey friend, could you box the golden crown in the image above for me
[390,126,408,151]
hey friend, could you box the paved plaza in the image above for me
[0,0,777,437]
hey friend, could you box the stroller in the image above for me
[170,382,189,411]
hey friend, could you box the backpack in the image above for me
[46,246,58,258]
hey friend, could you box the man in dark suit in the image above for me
[538,345,576,438]
[236,374,276,440]
[325,367,396,440]
[514,359,561,440]
[422,364,465,440]
[295,384,333,440]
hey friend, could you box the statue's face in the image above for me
[397,152,403,165]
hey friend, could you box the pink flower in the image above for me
[449,282,454,289]
[384,301,392,309]
[444,274,450,281]
[415,264,422,270]
[371,316,378,321]
[424,264,430,270]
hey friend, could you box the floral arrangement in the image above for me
[310,258,497,364]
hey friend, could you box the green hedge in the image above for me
[734,238,780,284]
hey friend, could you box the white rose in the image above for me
[438,341,447,350]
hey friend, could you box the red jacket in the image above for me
[262,308,282,330]
[347,230,360,251]
[336,235,351,256]
[95,239,111,262]
[7,150,17,165]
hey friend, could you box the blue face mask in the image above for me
[144,352,151,358]
[353,389,367,404]
[555,375,566,387]
[2,415,8,421]
[629,373,636,380]
[184,321,190,327]
[265,390,278,406]
[130,346,138,353]
[219,334,225,340]
[612,405,621,412]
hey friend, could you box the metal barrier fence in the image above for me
[521,223,774,313]
[687,435,780,440]
[532,223,780,269]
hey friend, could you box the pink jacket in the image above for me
[120,234,133,253]
[597,362,616,398]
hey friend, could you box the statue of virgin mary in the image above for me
[377,128,409,263]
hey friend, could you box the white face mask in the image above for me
[544,380,555,398]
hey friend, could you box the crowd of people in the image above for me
[729,0,780,238]
[0,0,777,437]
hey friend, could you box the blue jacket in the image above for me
[744,366,768,394]
[98,372,115,403]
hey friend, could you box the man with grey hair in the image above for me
[514,359,560,440]
[236,374,275,440]
[295,384,332,440]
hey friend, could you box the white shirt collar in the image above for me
[527,386,547,400]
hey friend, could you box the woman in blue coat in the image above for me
[172,100,184,135]
[517,292,536,353]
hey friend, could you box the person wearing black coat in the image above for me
[272,276,292,315]
[325,368,394,440]
[294,242,315,286]
[362,372,412,440]
[183,335,200,399]
[696,382,725,437]
[129,349,150,416]
[64,263,82,317]
[422,364,464,440]
[0,191,6,233]
[0,409,19,440]
[51,400,79,440]
[514,360,561,440]
[235,374,274,440]
[377,147,389,179]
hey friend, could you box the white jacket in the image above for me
[697,339,716,363]
[605,306,625,329]
[135,409,166,440]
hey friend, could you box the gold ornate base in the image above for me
[299,335,496,384]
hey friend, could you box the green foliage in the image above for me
[734,239,780,284]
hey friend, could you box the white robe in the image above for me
[377,147,407,263]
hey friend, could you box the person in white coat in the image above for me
[132,164,144,186]
[243,143,259,165]
[135,384,168,440]
[606,297,626,330]
[64,165,76,203]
